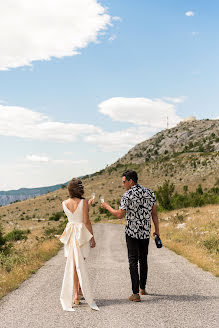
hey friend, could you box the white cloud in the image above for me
[64,152,73,155]
[53,159,88,164]
[85,126,157,152]
[98,97,183,129]
[26,155,49,162]
[0,0,111,70]
[162,96,186,104]
[192,32,199,36]
[26,154,88,165]
[108,35,117,42]
[112,16,122,22]
[185,11,195,17]
[0,104,102,141]
[0,96,184,153]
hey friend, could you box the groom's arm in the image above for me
[101,202,126,219]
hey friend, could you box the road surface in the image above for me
[0,223,218,328]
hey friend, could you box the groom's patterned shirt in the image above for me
[119,184,156,239]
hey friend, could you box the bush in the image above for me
[0,225,5,248]
[49,212,63,221]
[45,220,68,237]
[173,213,184,224]
[98,206,108,215]
[201,236,219,254]
[5,229,31,242]
[155,182,219,211]
[0,251,27,272]
[196,184,203,195]
[44,227,57,236]
[156,180,175,210]
[94,216,101,223]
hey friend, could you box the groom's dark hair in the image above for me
[122,170,138,183]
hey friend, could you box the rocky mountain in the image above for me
[0,182,68,206]
[118,119,219,164]
[105,119,219,193]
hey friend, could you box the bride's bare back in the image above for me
[65,198,81,214]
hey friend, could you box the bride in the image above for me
[59,178,99,311]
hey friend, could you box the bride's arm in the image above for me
[83,199,96,247]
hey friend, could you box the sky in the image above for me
[0,0,219,190]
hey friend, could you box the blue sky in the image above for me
[0,0,218,190]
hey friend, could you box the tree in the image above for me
[156,180,175,210]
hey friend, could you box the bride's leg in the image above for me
[73,265,79,300]
[78,257,85,298]
[78,283,83,298]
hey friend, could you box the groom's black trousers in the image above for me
[126,235,150,294]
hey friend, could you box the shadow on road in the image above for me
[97,294,219,307]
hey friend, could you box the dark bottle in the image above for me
[154,234,162,248]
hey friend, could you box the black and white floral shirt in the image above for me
[119,184,156,239]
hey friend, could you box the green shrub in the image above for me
[44,220,68,237]
[49,212,63,221]
[98,206,108,215]
[44,227,57,236]
[196,184,203,195]
[94,216,101,223]
[5,229,31,242]
[0,252,27,272]
[0,225,5,248]
[155,180,175,210]
[201,236,219,254]
[173,213,184,224]
[156,183,219,211]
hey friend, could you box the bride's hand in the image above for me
[90,237,96,248]
[88,198,94,208]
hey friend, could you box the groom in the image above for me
[101,170,160,302]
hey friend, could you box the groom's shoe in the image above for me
[139,288,147,295]
[128,293,141,302]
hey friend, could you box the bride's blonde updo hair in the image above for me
[68,178,84,199]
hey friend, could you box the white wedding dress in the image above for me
[59,199,99,311]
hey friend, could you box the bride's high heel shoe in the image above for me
[78,293,85,300]
[73,299,80,305]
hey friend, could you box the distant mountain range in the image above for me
[0,182,68,206]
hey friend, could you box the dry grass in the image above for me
[0,238,62,299]
[155,204,219,276]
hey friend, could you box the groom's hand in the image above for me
[101,201,108,210]
[101,203,125,219]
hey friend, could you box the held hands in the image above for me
[90,237,96,248]
[153,231,160,237]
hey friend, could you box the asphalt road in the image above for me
[0,223,219,328]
